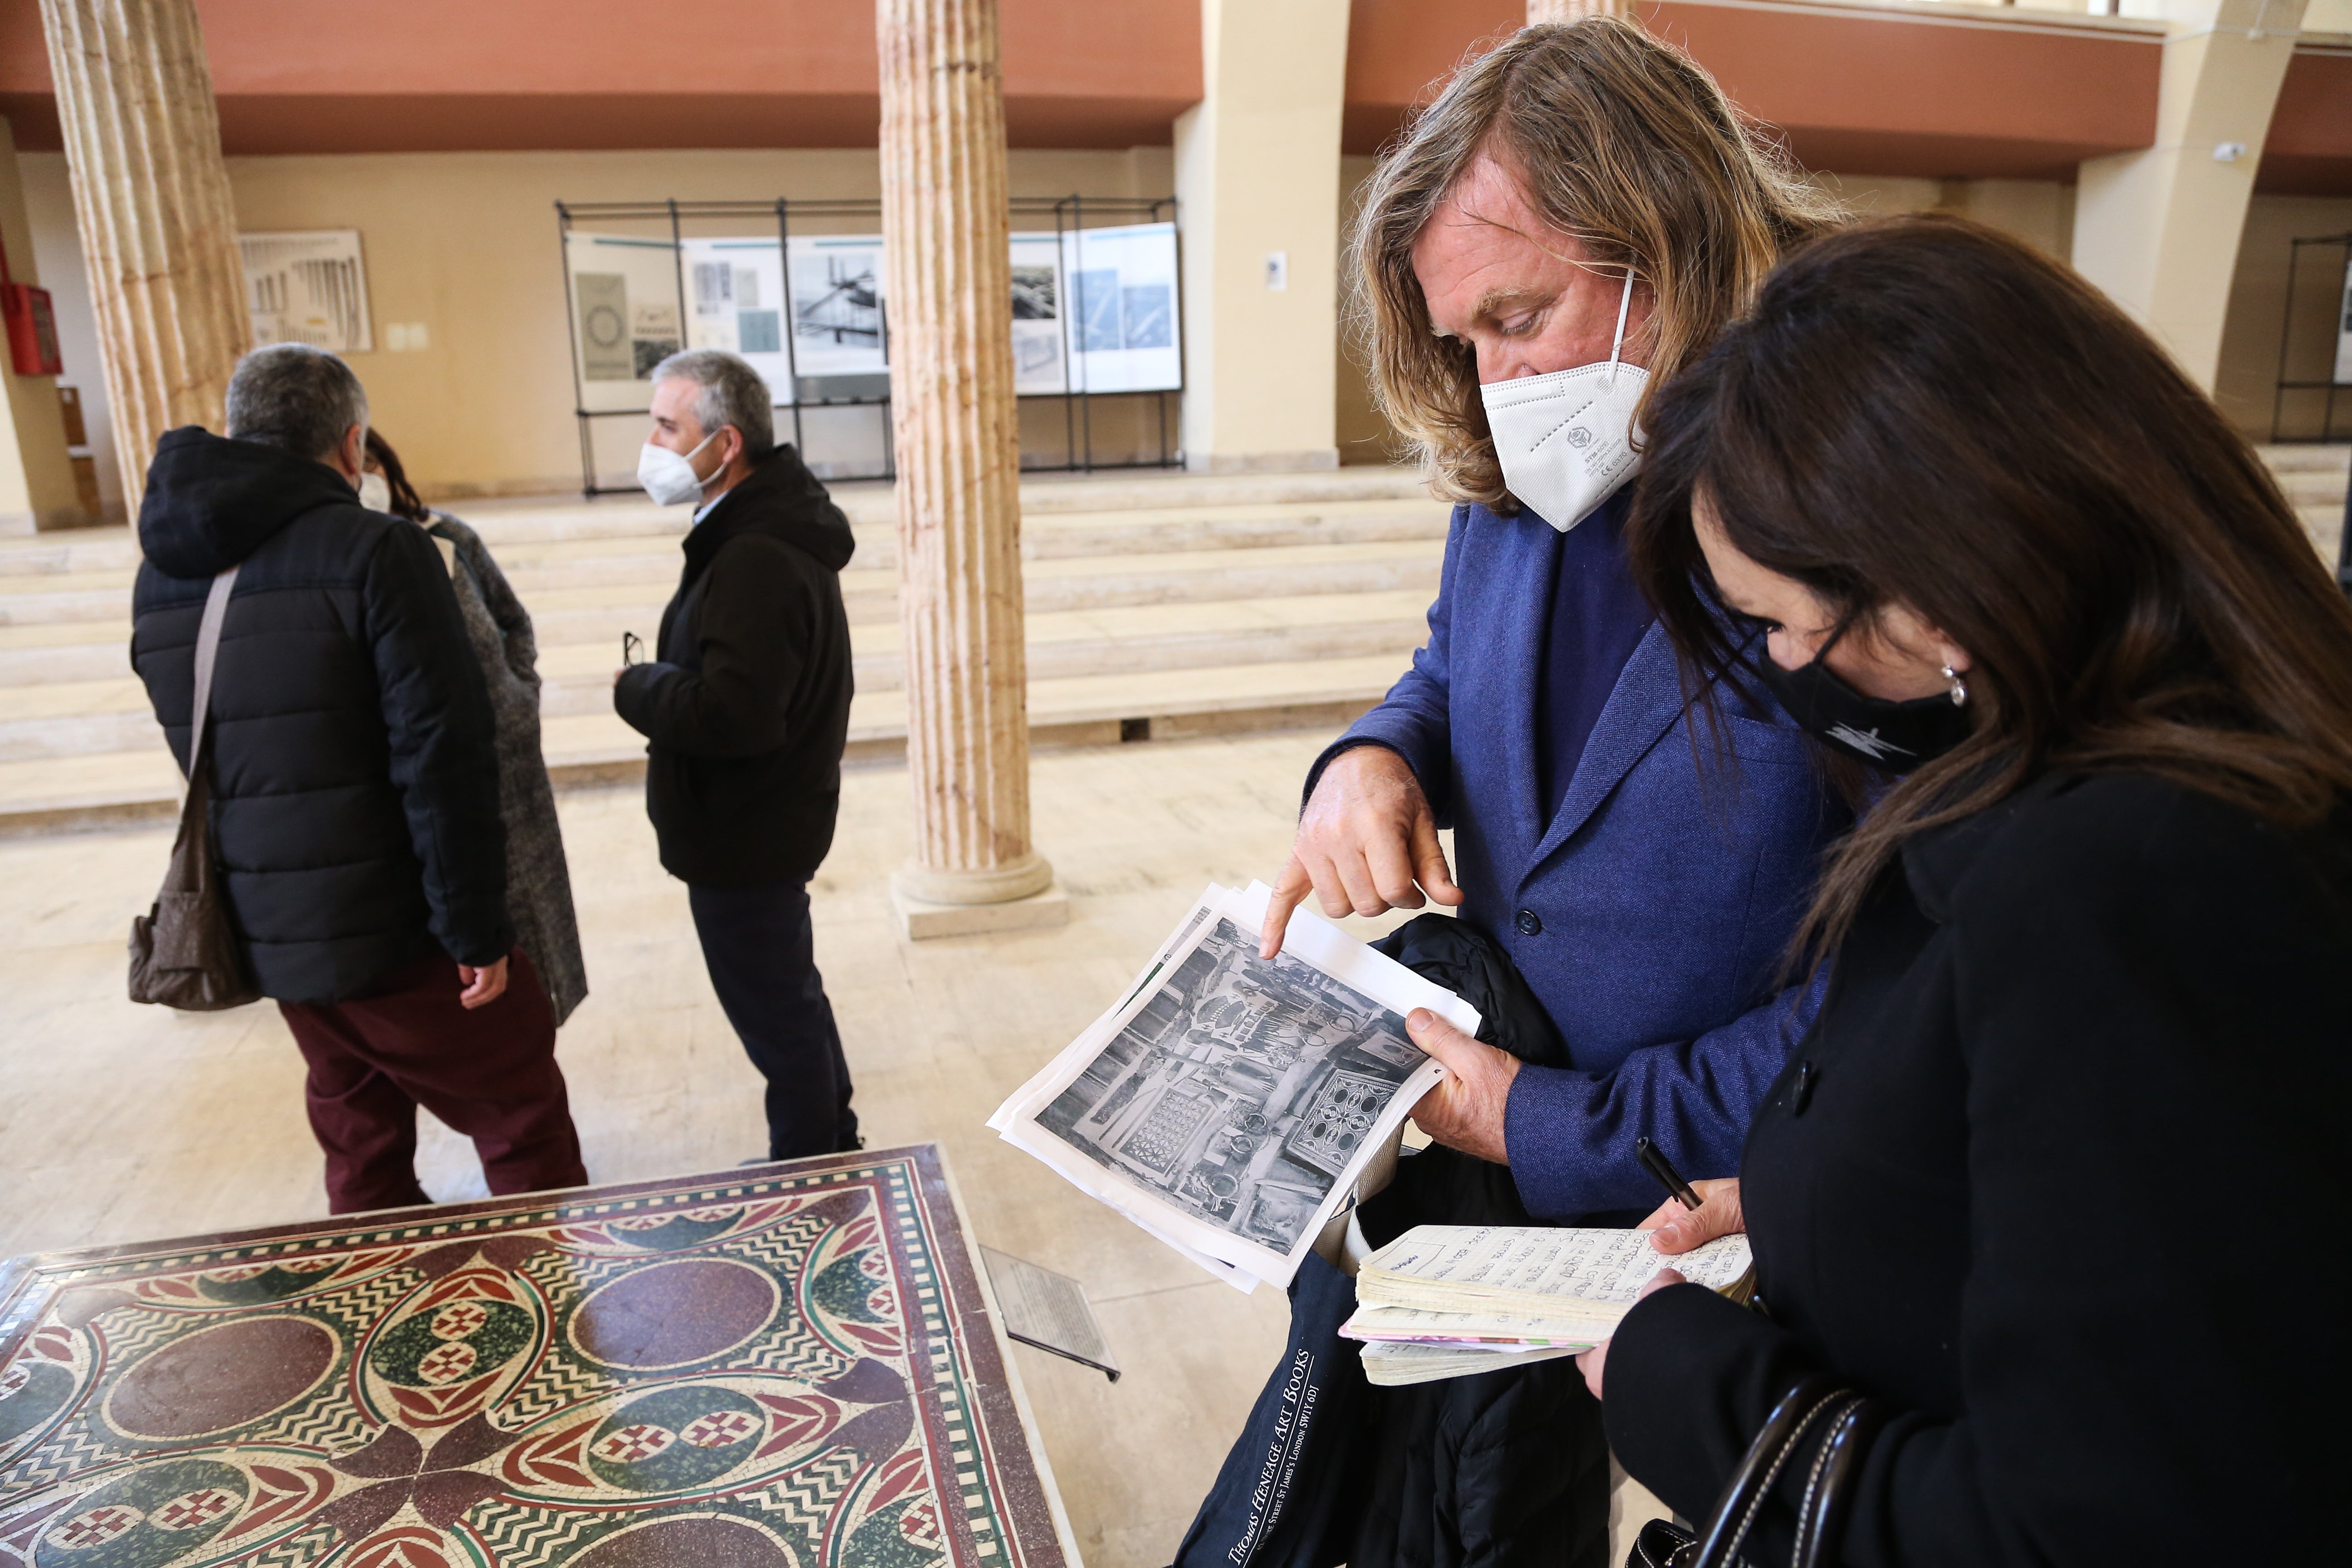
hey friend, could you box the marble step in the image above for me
[0,591,1435,761]
[0,537,1444,655]
[0,649,1413,829]
[245,496,1444,601]
[0,499,1447,627]
[0,462,1432,563]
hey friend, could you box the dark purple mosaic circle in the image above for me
[105,1316,335,1439]
[572,1516,797,1567]
[569,1259,780,1369]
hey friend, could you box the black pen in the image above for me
[1636,1136,1704,1212]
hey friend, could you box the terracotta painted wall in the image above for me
[0,0,1202,151]
[1341,0,2164,177]
[2262,46,2352,196]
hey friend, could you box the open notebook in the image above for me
[1342,1224,1755,1387]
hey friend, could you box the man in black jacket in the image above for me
[132,343,587,1214]
[614,349,858,1159]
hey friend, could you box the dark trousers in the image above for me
[688,880,857,1160]
[278,946,588,1214]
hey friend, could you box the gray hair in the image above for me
[225,343,369,461]
[651,348,775,458]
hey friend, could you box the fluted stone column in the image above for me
[877,0,1064,939]
[39,0,249,514]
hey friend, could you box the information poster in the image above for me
[241,230,373,353]
[564,232,688,412]
[2336,258,2352,386]
[683,237,793,403]
[1009,231,1068,395]
[565,222,1181,412]
[1060,221,1181,394]
[787,235,888,385]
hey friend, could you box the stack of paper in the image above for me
[1341,1224,1754,1387]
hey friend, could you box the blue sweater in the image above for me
[1312,497,1847,1218]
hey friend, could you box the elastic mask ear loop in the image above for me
[1605,267,1636,390]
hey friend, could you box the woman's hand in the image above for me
[1576,1180,1742,1400]
[1577,1267,1686,1401]
[1260,746,1461,959]
[1401,1008,1518,1165]
[1639,1177,1744,1254]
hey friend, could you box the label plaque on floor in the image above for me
[981,1246,1120,1382]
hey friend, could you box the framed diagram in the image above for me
[240,230,373,353]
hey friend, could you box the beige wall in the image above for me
[2215,191,2352,441]
[19,129,2325,500]
[22,145,1175,501]
[1175,0,1350,474]
[0,118,83,533]
[2073,2,2305,392]
[1808,172,2078,257]
[1333,153,1398,468]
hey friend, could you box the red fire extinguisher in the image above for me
[0,233,64,377]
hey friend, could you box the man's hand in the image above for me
[1401,1007,1517,1165]
[1638,1177,1744,1255]
[458,956,510,1010]
[1259,746,1461,959]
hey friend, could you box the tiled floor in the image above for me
[0,730,1430,1568]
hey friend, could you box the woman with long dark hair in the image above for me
[1582,216,2352,1563]
[363,431,588,1027]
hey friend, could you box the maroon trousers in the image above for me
[278,946,588,1214]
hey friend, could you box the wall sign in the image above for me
[241,230,373,353]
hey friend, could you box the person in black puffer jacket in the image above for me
[613,349,858,1161]
[132,343,586,1214]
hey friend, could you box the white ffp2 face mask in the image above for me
[637,431,722,507]
[356,472,392,513]
[1478,267,1647,532]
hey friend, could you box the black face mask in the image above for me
[1749,620,1973,771]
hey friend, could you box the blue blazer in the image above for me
[1317,501,1849,1218]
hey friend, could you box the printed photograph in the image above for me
[1038,918,1427,1256]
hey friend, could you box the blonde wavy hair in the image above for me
[1352,19,1841,508]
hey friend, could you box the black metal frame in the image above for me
[2270,230,2352,444]
[556,195,1181,498]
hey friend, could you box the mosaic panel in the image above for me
[0,1146,1067,1568]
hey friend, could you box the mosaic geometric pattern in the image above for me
[0,1146,1071,1568]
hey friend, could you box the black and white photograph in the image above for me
[786,235,889,377]
[1036,915,1428,1257]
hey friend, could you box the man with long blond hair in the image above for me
[1263,22,1840,1228]
[1225,30,1845,1558]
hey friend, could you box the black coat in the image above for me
[1605,772,2352,1566]
[131,427,512,1003]
[613,446,855,888]
[1172,916,1611,1568]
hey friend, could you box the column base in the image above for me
[891,880,1071,940]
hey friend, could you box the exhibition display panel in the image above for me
[557,197,1182,495]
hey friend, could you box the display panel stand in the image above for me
[2270,230,2352,445]
[557,196,1182,498]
